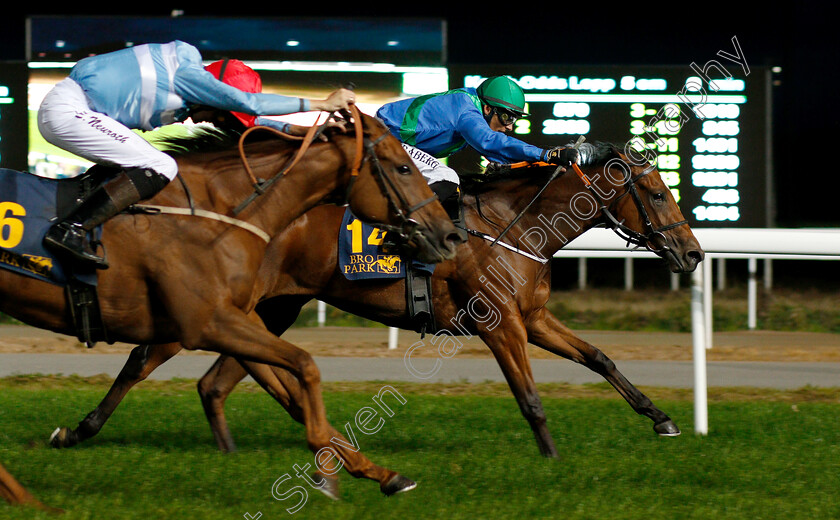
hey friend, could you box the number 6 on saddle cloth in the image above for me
[0,167,111,346]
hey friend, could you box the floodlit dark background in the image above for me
[0,5,835,230]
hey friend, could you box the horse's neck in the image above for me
[463,169,605,259]
[198,141,348,238]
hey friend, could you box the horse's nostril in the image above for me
[688,249,705,263]
[447,231,467,245]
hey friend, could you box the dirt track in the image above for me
[1,324,839,362]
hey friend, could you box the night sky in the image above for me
[2,5,836,226]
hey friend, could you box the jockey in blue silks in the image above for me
[37,40,355,270]
[376,75,579,218]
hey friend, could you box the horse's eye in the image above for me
[397,164,412,175]
[652,192,666,204]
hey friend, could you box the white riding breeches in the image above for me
[400,143,459,185]
[37,78,179,180]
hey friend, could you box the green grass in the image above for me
[223,286,839,333]
[543,287,840,333]
[2,379,839,519]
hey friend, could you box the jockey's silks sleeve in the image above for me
[69,40,306,131]
[376,88,546,163]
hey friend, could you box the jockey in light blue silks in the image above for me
[37,40,355,269]
[375,75,580,218]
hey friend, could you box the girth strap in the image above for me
[130,204,271,243]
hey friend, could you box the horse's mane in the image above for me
[459,141,623,195]
[148,125,294,158]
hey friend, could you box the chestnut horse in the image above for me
[0,108,462,510]
[48,142,703,491]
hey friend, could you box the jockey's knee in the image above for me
[144,154,179,183]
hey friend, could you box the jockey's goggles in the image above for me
[493,107,521,126]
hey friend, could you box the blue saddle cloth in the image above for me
[0,168,96,286]
[338,208,434,281]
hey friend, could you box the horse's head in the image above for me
[590,144,704,273]
[335,110,464,263]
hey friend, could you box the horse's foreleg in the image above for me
[187,311,414,496]
[480,321,558,458]
[195,297,308,452]
[201,357,338,497]
[50,342,184,448]
[525,308,679,436]
[239,358,412,496]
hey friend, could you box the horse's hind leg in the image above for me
[198,354,412,497]
[187,310,414,496]
[1,461,61,513]
[525,308,680,436]
[197,355,249,453]
[479,320,558,458]
[50,343,184,448]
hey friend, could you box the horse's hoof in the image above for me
[654,420,681,436]
[311,473,340,501]
[49,427,72,448]
[381,474,417,496]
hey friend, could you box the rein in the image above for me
[231,111,333,215]
[132,105,436,244]
[490,135,587,247]
[131,113,333,241]
[476,140,688,258]
[229,104,437,234]
[570,159,688,254]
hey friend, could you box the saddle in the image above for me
[0,166,114,346]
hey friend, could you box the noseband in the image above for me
[573,160,688,255]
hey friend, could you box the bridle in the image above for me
[486,140,688,258]
[571,156,688,255]
[231,105,437,242]
[350,131,439,242]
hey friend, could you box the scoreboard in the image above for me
[1,57,773,229]
[0,62,28,172]
[446,65,772,228]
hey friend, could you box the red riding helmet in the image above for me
[204,59,262,128]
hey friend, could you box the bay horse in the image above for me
[0,108,462,510]
[48,142,703,494]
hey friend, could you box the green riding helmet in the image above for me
[476,76,529,117]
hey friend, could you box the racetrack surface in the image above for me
[2,324,839,362]
[2,324,839,389]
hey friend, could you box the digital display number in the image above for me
[447,65,769,228]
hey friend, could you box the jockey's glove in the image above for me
[544,147,580,166]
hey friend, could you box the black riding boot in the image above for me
[429,180,467,241]
[428,180,459,219]
[44,167,170,270]
[382,180,463,254]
